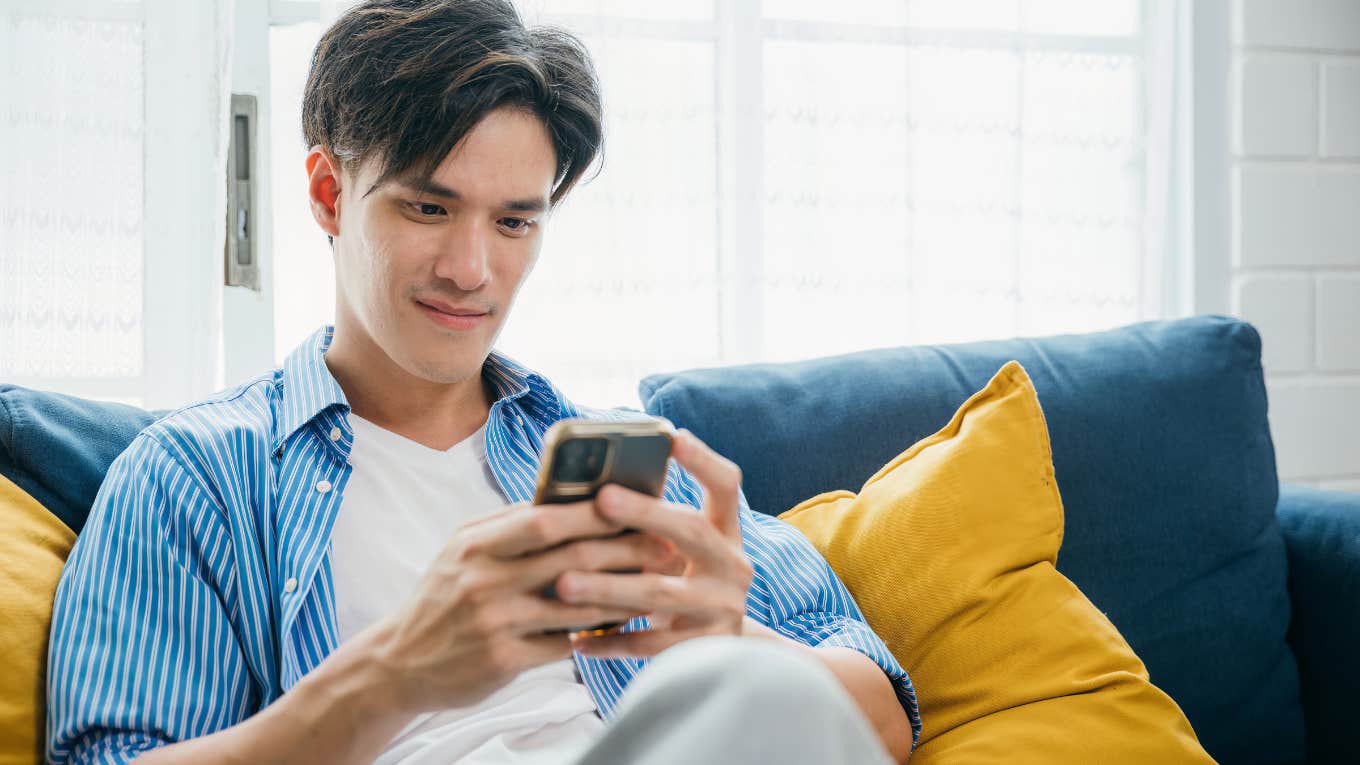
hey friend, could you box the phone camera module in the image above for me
[551,437,609,484]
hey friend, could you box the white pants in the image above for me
[571,636,897,765]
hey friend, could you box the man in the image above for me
[46,1,920,763]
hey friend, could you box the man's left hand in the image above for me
[556,428,755,657]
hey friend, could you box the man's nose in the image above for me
[434,219,492,292]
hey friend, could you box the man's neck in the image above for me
[323,329,493,452]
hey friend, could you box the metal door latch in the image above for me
[225,93,260,290]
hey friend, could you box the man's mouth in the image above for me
[415,298,489,330]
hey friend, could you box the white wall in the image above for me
[1230,0,1360,492]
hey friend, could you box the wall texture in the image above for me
[1232,0,1360,492]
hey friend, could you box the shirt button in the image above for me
[315,479,332,493]
[329,426,341,442]
[283,577,297,594]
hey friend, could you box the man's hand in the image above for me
[555,431,912,762]
[365,499,670,714]
[559,429,756,657]
[135,492,675,765]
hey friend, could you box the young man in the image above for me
[46,2,920,763]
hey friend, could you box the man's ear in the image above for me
[306,146,343,239]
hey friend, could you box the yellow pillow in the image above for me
[0,475,75,765]
[779,361,1214,764]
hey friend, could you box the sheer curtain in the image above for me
[1,2,146,396]
[0,0,234,408]
[269,0,1183,410]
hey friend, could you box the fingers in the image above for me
[668,429,744,540]
[641,542,686,576]
[463,500,625,558]
[555,570,740,617]
[594,484,731,570]
[512,532,673,590]
[493,595,645,635]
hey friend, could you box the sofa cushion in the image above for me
[0,385,162,534]
[0,474,76,764]
[639,316,1303,765]
[782,361,1214,764]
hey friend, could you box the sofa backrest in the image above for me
[638,315,1305,765]
[0,386,162,534]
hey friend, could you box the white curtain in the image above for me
[0,0,234,407]
[1,3,146,387]
[268,0,1184,410]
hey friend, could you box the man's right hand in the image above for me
[134,499,667,765]
[364,499,667,713]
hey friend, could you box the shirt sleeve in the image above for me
[46,434,253,764]
[737,487,922,751]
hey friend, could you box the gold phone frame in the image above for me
[533,418,676,505]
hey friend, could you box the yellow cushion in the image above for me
[779,361,1215,764]
[0,474,75,765]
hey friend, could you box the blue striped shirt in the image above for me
[47,325,920,763]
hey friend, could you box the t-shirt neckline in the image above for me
[348,412,487,461]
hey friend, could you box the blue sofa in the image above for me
[4,315,1358,764]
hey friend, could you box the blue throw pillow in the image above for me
[0,385,162,534]
[639,315,1303,765]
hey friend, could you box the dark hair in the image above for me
[302,0,603,207]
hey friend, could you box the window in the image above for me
[270,0,1177,409]
[2,0,1182,410]
[1,0,229,409]
[1,2,146,399]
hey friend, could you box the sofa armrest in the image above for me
[1277,483,1360,764]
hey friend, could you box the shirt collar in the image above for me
[274,326,349,453]
[273,325,564,453]
[480,345,564,427]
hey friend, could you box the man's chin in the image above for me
[402,346,490,386]
[393,314,498,383]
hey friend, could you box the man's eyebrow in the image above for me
[389,177,548,213]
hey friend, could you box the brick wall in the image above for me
[1231,0,1360,492]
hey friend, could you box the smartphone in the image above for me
[534,418,675,504]
[534,417,675,635]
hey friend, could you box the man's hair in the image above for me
[302,0,603,205]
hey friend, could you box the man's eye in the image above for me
[411,202,445,217]
[499,217,533,233]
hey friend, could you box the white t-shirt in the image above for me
[330,413,605,765]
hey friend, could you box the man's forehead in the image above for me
[356,107,559,199]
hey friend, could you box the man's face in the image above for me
[326,106,557,386]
